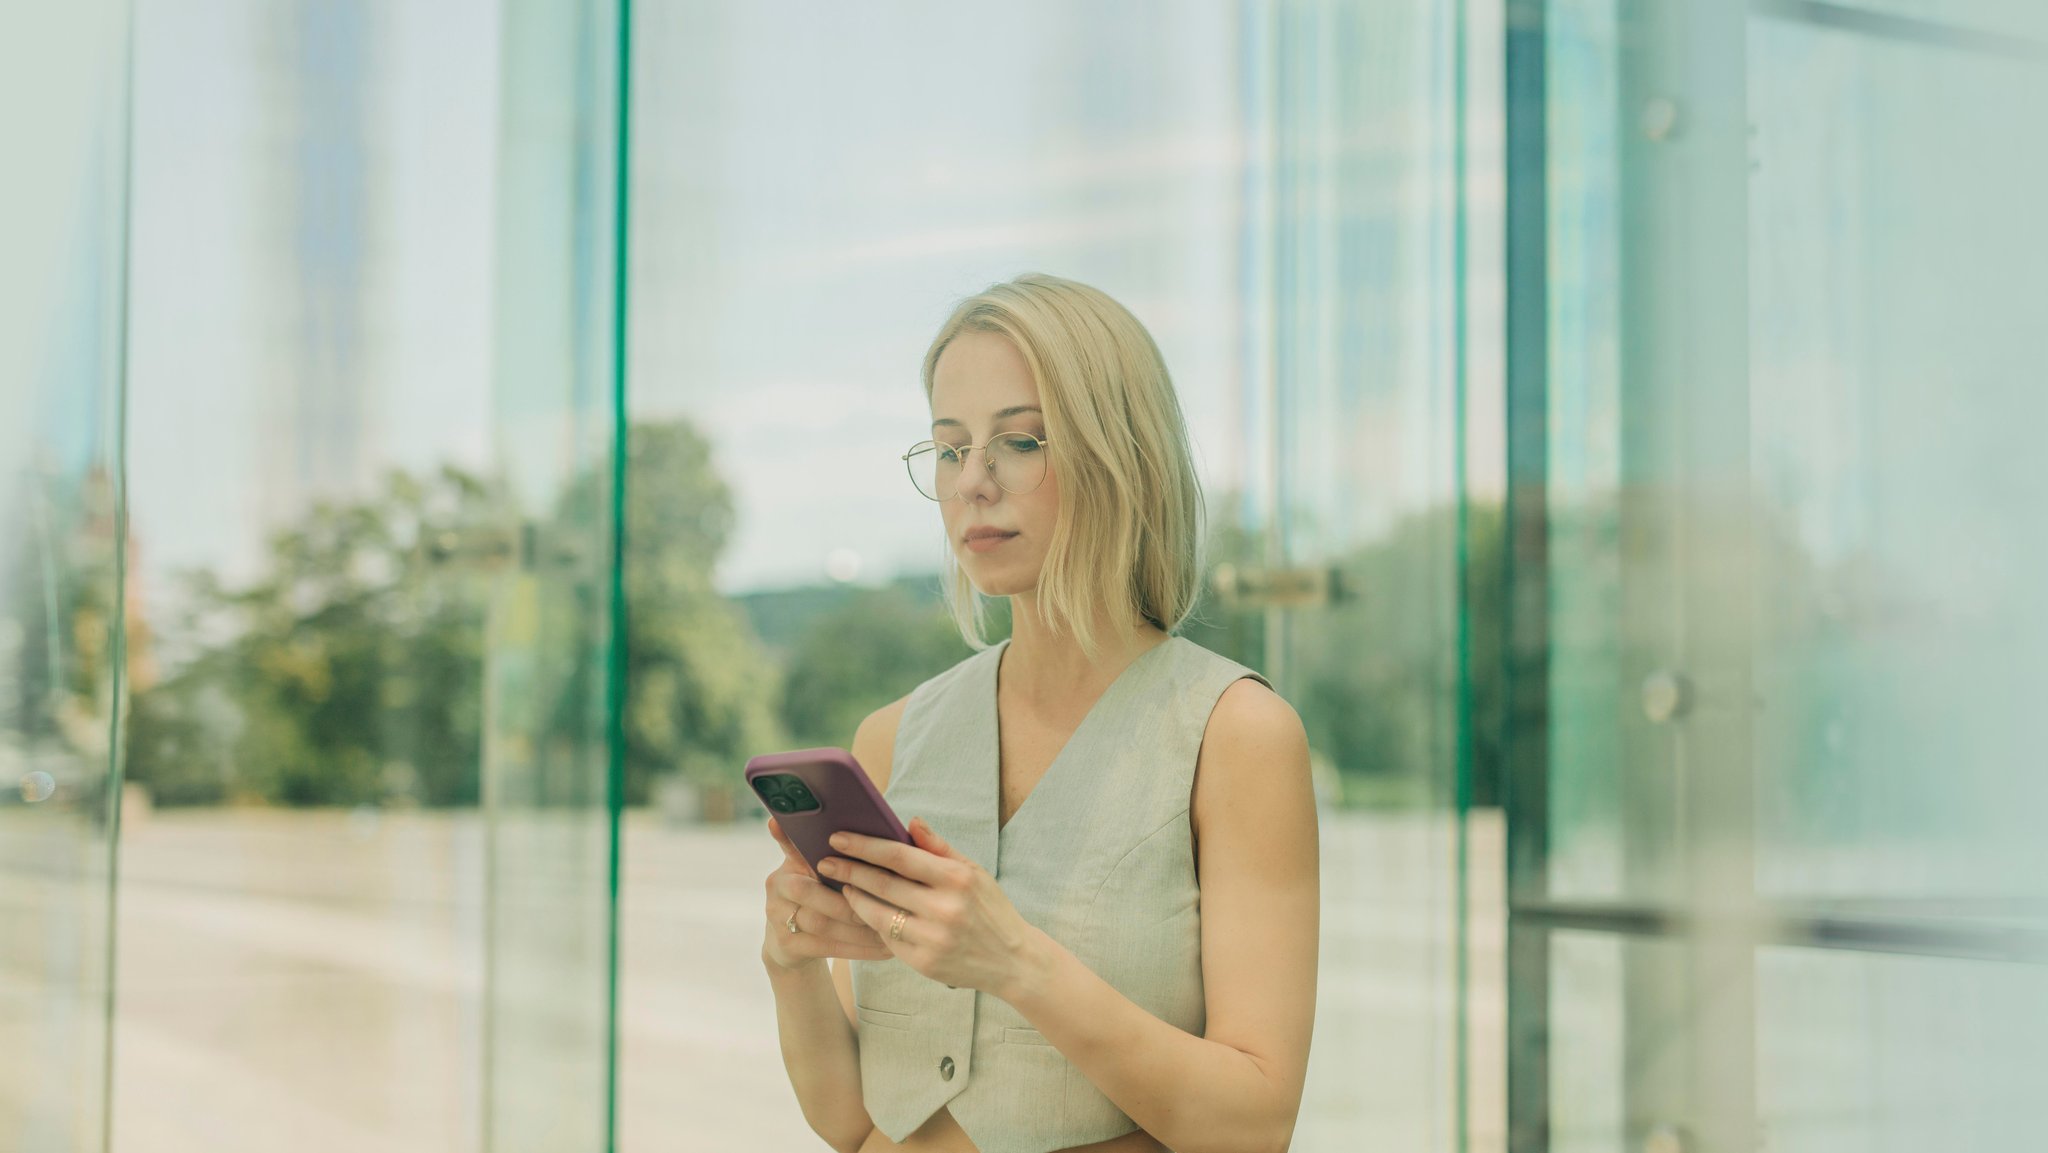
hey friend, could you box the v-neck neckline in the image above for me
[988,634,1179,838]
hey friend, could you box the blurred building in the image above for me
[256,0,382,531]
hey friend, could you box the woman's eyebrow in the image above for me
[932,404,1042,430]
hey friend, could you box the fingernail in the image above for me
[829,833,850,849]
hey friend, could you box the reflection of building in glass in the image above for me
[255,0,380,532]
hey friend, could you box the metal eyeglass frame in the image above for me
[900,432,1053,501]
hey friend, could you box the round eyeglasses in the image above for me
[901,433,1052,502]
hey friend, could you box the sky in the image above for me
[118,0,1500,615]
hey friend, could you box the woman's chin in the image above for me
[961,567,1031,598]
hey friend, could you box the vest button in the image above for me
[938,1056,955,1081]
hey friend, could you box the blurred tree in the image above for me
[779,582,973,753]
[0,464,123,809]
[1286,501,1503,809]
[127,417,799,811]
[592,419,788,804]
[1178,495,1506,811]
[125,466,503,807]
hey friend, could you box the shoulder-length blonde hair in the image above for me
[921,273,1205,664]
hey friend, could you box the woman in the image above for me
[760,273,1319,1153]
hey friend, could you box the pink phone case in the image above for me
[745,747,913,893]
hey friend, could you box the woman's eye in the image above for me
[1000,435,1040,452]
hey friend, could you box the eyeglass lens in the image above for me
[906,434,1046,500]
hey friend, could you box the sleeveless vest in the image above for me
[851,634,1274,1153]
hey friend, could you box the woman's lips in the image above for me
[965,532,1017,553]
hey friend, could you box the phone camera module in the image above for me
[750,773,820,813]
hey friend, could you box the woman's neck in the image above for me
[998,596,1167,715]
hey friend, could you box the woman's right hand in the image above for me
[761,814,895,973]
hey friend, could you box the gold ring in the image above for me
[888,909,907,941]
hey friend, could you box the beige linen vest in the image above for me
[851,635,1273,1153]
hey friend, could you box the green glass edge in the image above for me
[603,0,633,1150]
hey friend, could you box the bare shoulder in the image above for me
[849,693,914,794]
[1190,674,1319,1102]
[1191,677,1313,848]
[1198,676,1309,780]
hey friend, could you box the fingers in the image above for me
[838,884,912,943]
[776,897,893,961]
[827,858,926,912]
[773,874,886,946]
[830,830,951,887]
[783,899,893,951]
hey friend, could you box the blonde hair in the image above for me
[921,273,1205,664]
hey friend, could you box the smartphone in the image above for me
[745,747,913,894]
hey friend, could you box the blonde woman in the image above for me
[761,274,1318,1153]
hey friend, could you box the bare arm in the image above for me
[998,681,1319,1153]
[763,959,870,1153]
[761,704,906,1153]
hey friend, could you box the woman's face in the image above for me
[927,331,1060,596]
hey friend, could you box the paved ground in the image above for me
[3,804,1505,1153]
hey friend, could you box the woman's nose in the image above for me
[952,447,1001,500]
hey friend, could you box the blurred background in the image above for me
[4,1,2044,1152]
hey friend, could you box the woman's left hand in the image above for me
[819,816,1040,997]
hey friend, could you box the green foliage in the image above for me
[607,420,787,801]
[126,466,502,807]
[1285,501,1506,808]
[124,417,799,810]
[777,582,973,752]
[1,465,123,797]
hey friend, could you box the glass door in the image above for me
[1508,1,2048,1150]
[1204,2,1501,1149]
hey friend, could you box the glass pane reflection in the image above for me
[0,4,131,1152]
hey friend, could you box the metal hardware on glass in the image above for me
[420,521,579,573]
[423,526,516,569]
[1641,670,1692,724]
[1208,564,1347,610]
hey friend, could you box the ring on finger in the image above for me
[785,908,800,934]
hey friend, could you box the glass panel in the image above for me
[112,2,624,1151]
[0,5,132,1151]
[1747,5,2048,916]
[1756,947,2048,1151]
[1265,0,1506,1149]
[1546,932,1626,1153]
[1545,931,1699,1153]
[483,1,624,1151]
[1522,2,2048,1150]
[623,3,1501,1150]
[623,4,1259,1146]
[117,0,497,1145]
